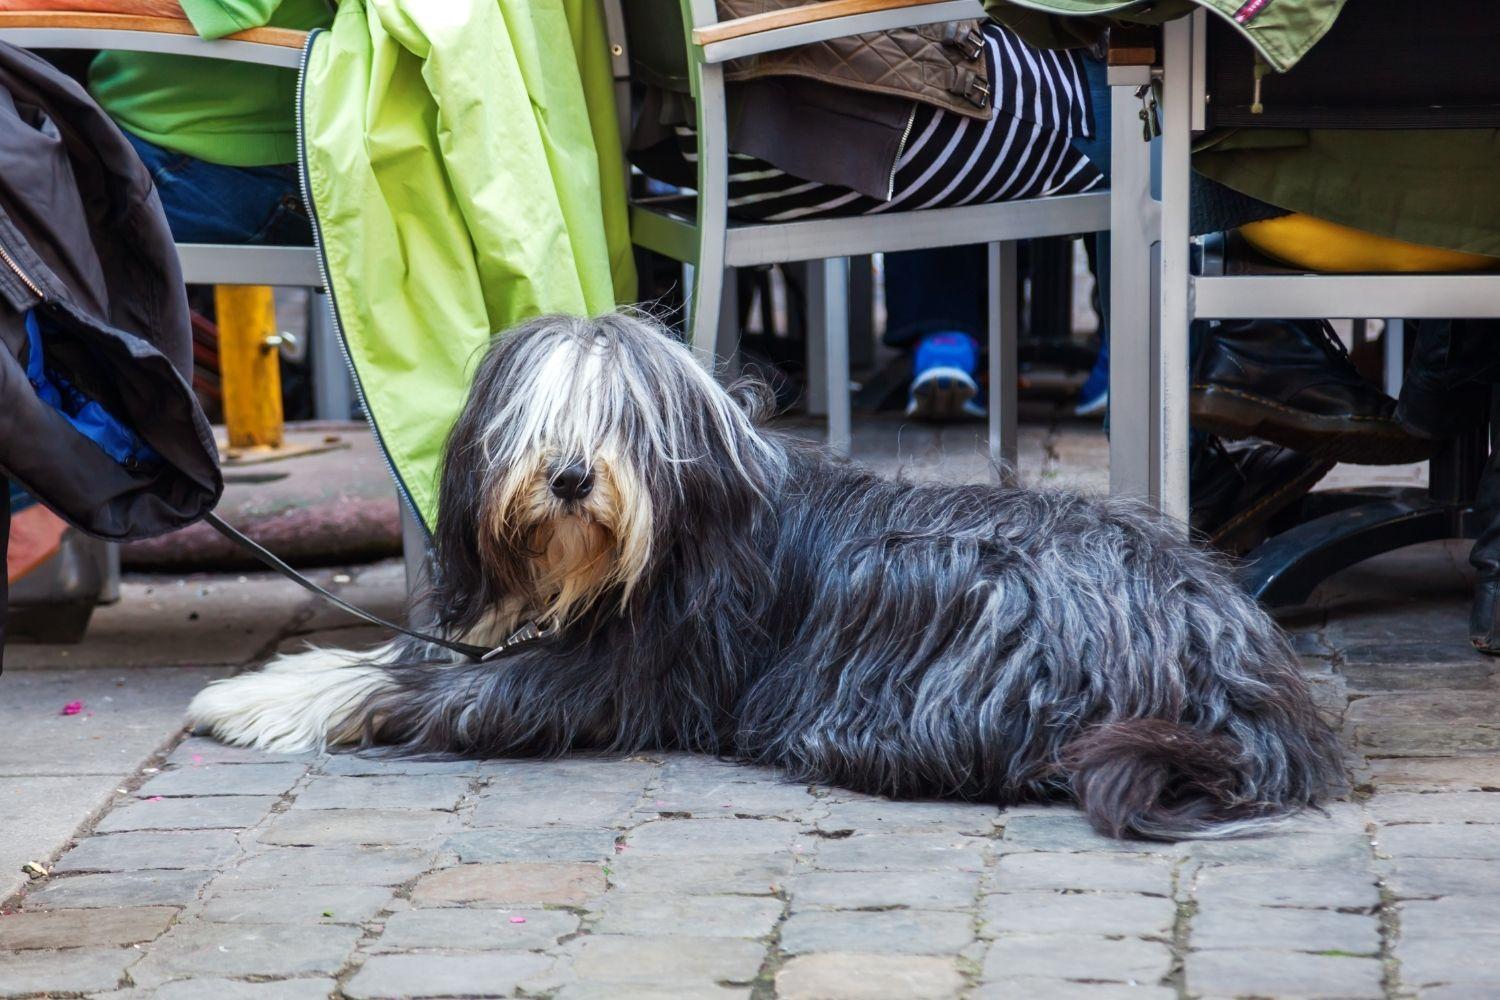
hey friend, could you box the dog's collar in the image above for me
[206,512,556,662]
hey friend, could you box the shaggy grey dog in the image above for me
[189,312,1344,839]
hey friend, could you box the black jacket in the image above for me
[0,41,221,665]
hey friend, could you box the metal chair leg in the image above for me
[1106,64,1162,507]
[310,289,353,422]
[1153,16,1194,529]
[822,257,851,455]
[988,241,1018,482]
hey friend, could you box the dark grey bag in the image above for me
[0,41,222,668]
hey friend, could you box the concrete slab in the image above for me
[0,667,225,905]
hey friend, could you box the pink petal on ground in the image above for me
[147,796,164,803]
[191,754,204,765]
[509,916,527,924]
[60,701,83,716]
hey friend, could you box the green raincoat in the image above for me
[984,0,1347,72]
[986,0,1500,256]
[299,0,636,530]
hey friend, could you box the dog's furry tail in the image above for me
[1063,714,1344,841]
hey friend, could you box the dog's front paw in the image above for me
[186,647,393,753]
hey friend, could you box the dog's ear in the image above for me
[723,372,779,425]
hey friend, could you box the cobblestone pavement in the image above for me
[3,427,1497,999]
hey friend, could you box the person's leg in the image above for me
[1397,319,1500,440]
[125,131,312,246]
[885,245,989,420]
[1069,53,1112,417]
[1193,318,1438,465]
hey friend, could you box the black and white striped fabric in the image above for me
[660,23,1102,223]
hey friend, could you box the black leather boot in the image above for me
[1469,451,1500,654]
[1190,435,1334,556]
[1396,319,1500,441]
[1191,319,1437,465]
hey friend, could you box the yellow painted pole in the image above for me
[215,284,283,450]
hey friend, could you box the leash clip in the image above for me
[480,618,557,661]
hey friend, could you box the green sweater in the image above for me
[89,0,335,166]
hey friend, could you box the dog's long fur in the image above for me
[189,313,1345,839]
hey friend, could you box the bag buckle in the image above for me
[964,73,991,109]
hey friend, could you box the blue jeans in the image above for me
[126,131,312,246]
[885,55,1112,349]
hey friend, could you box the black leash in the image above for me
[205,512,551,662]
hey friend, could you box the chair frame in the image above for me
[618,0,1114,465]
[1131,10,1500,594]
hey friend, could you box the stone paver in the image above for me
[0,904,176,949]
[1192,864,1382,910]
[624,817,808,856]
[24,869,211,908]
[811,833,988,872]
[99,979,336,1000]
[776,953,966,999]
[972,982,1176,999]
[136,761,307,798]
[982,891,1176,938]
[373,907,579,951]
[983,934,1174,983]
[1191,906,1382,954]
[12,463,1500,1000]
[568,934,766,985]
[443,827,618,863]
[96,794,280,832]
[591,893,784,938]
[1186,949,1386,998]
[1380,857,1500,900]
[1367,790,1500,825]
[780,909,974,955]
[993,851,1175,895]
[789,869,979,910]
[472,786,640,827]
[0,948,137,997]
[344,953,555,999]
[259,807,458,846]
[1378,823,1500,859]
[998,810,1179,854]
[52,829,241,872]
[1395,937,1500,989]
[128,922,362,985]
[409,861,606,907]
[197,883,394,924]
[292,774,470,811]
[214,845,434,890]
[604,854,793,895]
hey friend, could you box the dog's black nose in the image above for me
[550,462,594,501]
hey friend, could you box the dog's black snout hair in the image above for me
[550,462,595,501]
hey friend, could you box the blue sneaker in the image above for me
[908,332,985,420]
[1074,334,1109,417]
